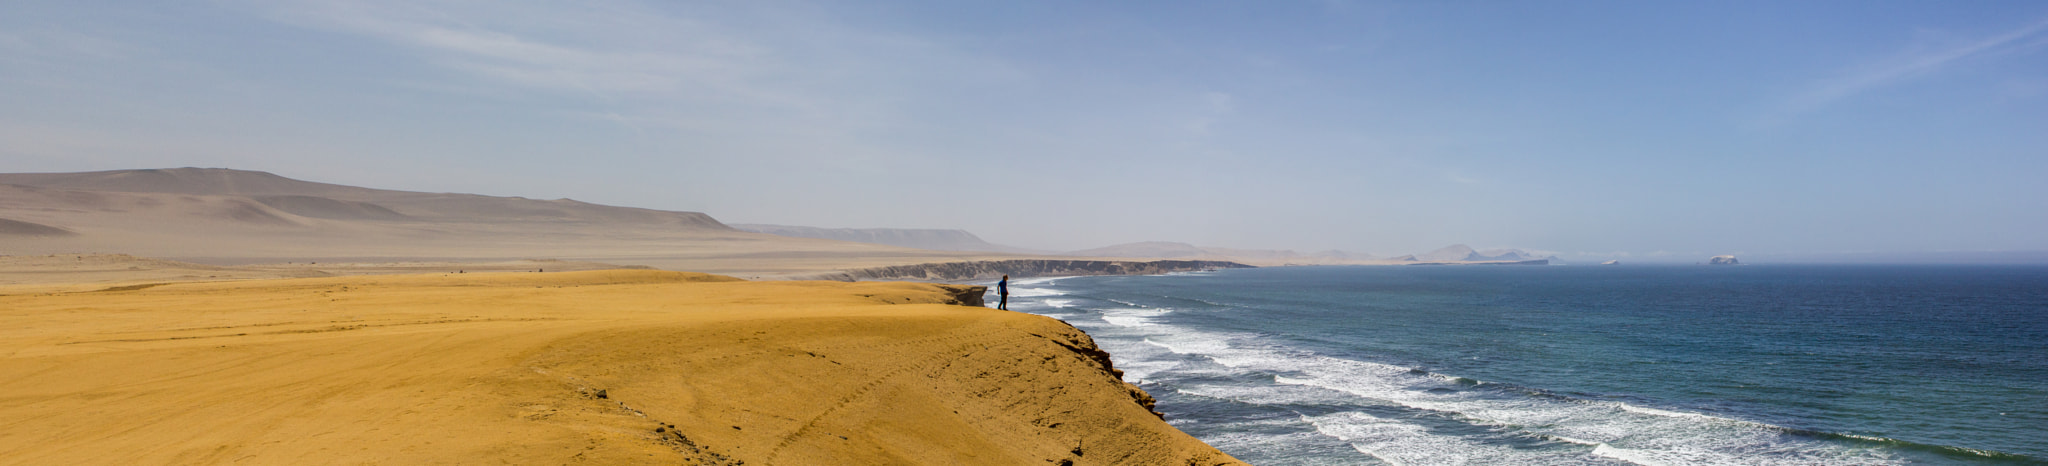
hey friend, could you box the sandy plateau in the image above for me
[0,168,1246,464]
[0,269,1242,465]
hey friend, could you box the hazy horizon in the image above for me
[5,2,2045,261]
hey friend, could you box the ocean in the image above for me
[995,265,2048,465]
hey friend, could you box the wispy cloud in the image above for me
[245,0,1026,165]
[1782,17,2048,114]
[260,1,788,105]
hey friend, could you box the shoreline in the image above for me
[796,259,1254,282]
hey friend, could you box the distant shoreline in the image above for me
[795,259,1254,282]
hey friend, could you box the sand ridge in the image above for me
[0,270,1242,465]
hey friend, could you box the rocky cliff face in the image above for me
[934,284,988,307]
[806,259,1253,281]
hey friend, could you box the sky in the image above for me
[3,1,2046,261]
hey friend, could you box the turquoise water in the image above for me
[998,265,2048,465]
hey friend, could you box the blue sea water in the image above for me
[995,265,2048,465]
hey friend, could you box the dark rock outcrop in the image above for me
[1709,255,1740,265]
[934,285,987,307]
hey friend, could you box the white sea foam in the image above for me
[1012,284,1904,466]
[1040,298,1074,308]
[1092,337,1182,382]
[1304,412,1606,466]
[1549,435,1600,446]
[1142,336,1231,355]
[1101,315,1154,327]
[1116,359,1181,383]
[1008,287,1065,297]
[1095,305,1173,328]
[1010,277,1063,286]
[1123,322,1902,466]
[1179,417,1357,465]
[1592,444,1676,466]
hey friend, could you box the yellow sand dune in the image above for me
[0,270,1241,465]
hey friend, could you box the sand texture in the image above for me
[0,270,1242,465]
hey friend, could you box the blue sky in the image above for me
[3,1,2045,260]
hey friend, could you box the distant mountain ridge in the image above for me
[1413,244,1556,263]
[1065,241,1380,266]
[0,218,77,237]
[0,168,730,229]
[0,167,1060,277]
[731,224,1043,254]
[0,167,385,198]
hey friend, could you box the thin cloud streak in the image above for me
[253,0,852,122]
[1785,17,2048,114]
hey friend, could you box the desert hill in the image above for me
[1413,244,1480,262]
[0,218,76,237]
[732,224,1044,254]
[0,166,382,197]
[0,168,729,227]
[0,168,1036,277]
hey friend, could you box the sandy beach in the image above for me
[0,269,1243,464]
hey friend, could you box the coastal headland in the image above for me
[802,259,1253,281]
[0,270,1244,464]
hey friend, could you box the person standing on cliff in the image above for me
[997,274,1009,310]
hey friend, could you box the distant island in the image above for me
[1709,255,1741,265]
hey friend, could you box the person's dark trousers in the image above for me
[999,294,1008,310]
